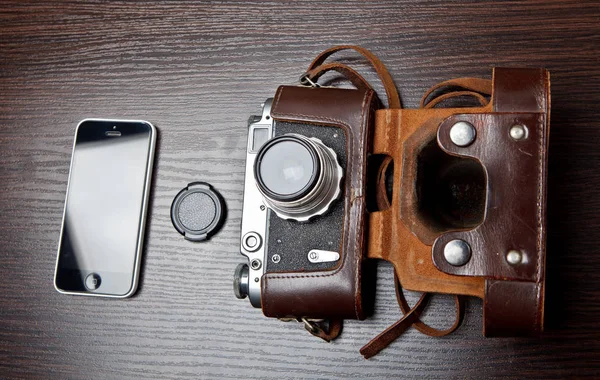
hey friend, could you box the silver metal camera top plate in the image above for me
[240,98,273,308]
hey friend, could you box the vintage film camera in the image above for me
[233,46,550,358]
[234,84,377,320]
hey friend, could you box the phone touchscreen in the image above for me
[55,119,155,297]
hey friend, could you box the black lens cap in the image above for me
[171,182,226,242]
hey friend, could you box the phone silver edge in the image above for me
[53,118,157,298]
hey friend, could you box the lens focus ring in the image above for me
[254,133,343,222]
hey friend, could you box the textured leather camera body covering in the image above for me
[368,68,550,336]
[260,85,379,320]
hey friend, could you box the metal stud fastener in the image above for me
[506,250,523,265]
[444,239,472,266]
[449,121,476,147]
[271,254,281,264]
[510,124,528,140]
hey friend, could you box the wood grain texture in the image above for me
[1,1,599,378]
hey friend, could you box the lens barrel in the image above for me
[254,134,343,222]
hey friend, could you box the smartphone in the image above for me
[54,118,156,298]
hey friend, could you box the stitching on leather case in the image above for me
[539,68,546,118]
[535,69,548,286]
[533,282,541,332]
[352,90,372,318]
[275,112,353,131]
[272,86,285,115]
[536,113,544,284]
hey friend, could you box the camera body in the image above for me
[235,85,379,319]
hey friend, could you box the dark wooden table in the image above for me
[1,1,599,378]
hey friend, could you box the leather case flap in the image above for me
[261,85,378,320]
[431,68,549,284]
[432,111,547,282]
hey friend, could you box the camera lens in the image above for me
[255,135,320,202]
[254,134,343,222]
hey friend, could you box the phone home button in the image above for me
[85,273,101,290]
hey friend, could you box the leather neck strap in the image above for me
[303,45,401,108]
[420,77,492,108]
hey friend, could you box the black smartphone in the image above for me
[54,119,156,298]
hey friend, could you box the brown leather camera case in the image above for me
[260,85,379,320]
[368,68,550,336]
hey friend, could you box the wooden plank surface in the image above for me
[0,1,599,378]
